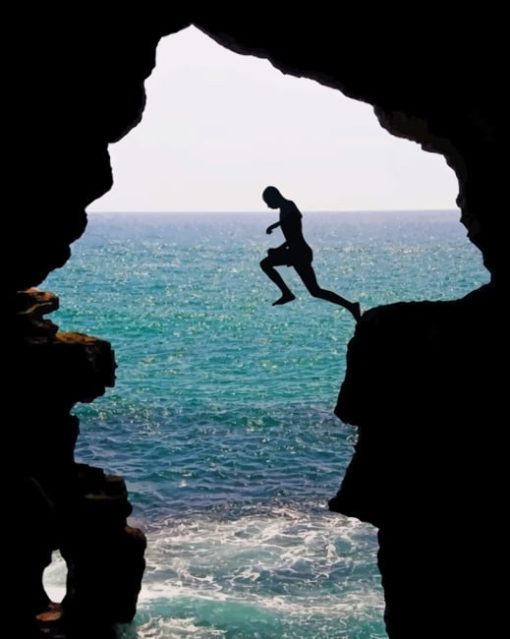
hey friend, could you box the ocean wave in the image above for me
[45,503,386,638]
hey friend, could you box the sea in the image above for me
[43,211,488,638]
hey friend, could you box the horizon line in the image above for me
[88,208,459,215]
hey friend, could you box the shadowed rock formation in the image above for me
[329,284,503,637]
[12,8,505,637]
[14,290,146,637]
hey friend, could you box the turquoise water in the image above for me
[44,211,488,638]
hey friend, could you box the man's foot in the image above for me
[272,293,296,306]
[350,302,361,321]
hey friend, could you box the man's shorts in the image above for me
[267,245,313,267]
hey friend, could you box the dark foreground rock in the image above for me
[12,289,145,638]
[330,284,504,638]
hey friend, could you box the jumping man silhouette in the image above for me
[260,186,361,321]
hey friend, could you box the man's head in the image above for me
[262,186,284,209]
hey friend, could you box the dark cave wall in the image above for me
[11,13,189,290]
[12,7,505,637]
[12,9,505,289]
[329,287,504,637]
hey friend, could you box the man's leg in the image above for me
[260,255,296,305]
[294,262,360,319]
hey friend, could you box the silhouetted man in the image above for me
[260,186,361,320]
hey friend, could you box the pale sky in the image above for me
[90,27,458,213]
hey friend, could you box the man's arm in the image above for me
[266,222,280,234]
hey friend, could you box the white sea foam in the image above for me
[43,504,386,637]
[118,616,226,639]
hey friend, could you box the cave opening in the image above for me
[39,25,489,638]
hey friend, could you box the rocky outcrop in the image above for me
[60,466,146,625]
[330,284,503,637]
[13,289,145,637]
